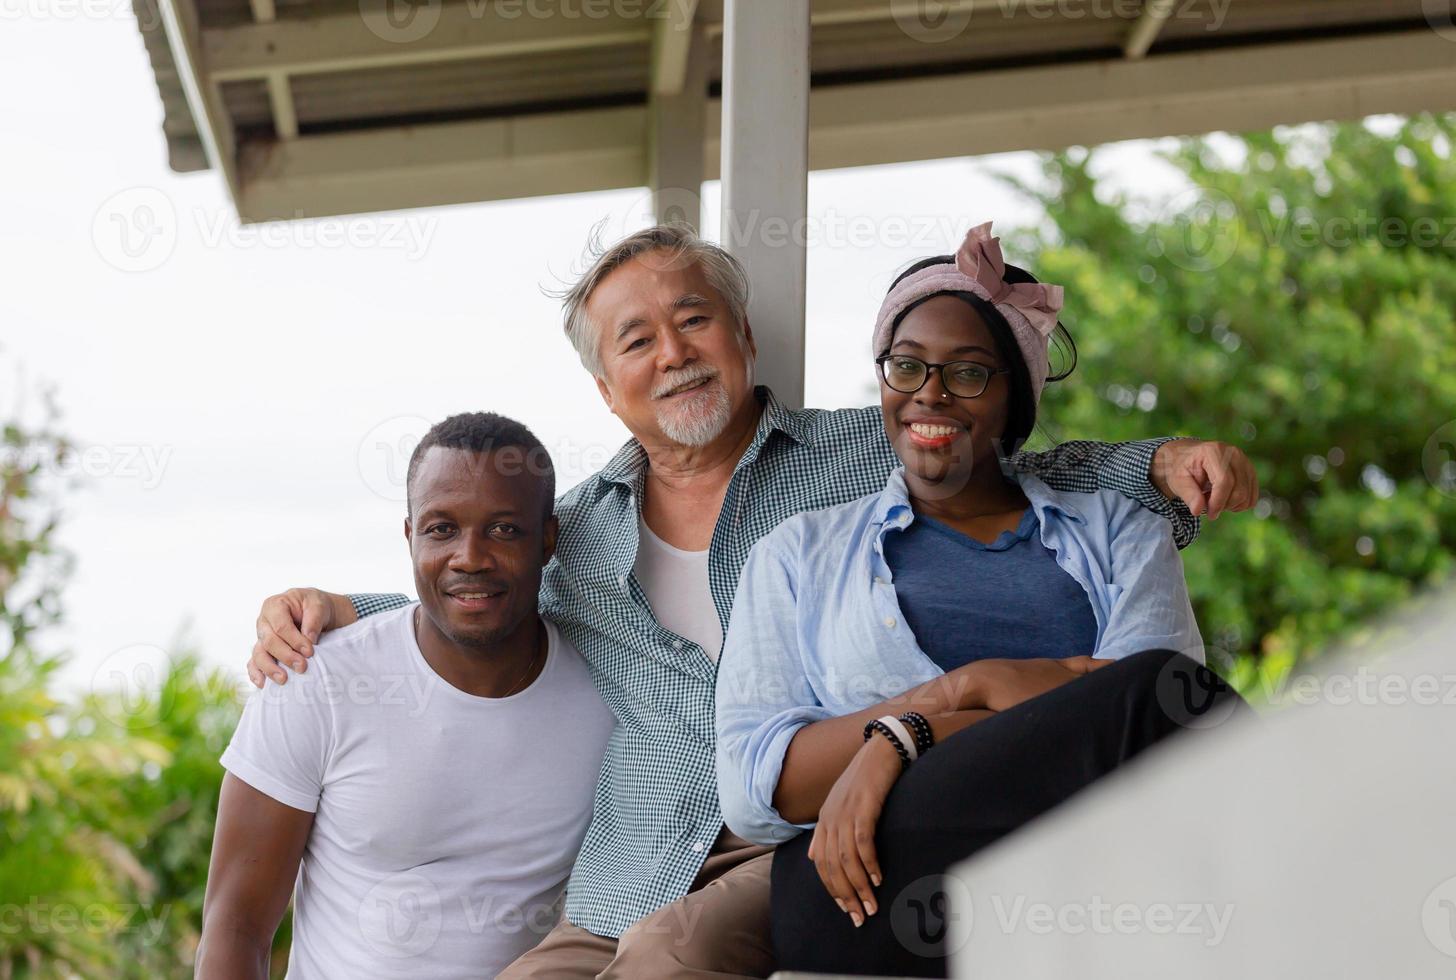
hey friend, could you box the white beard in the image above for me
[655,380,733,447]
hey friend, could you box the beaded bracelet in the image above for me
[898,711,934,756]
[863,718,912,770]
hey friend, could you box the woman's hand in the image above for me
[807,733,903,927]
[952,656,1109,713]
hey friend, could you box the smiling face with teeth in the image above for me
[587,249,760,451]
[878,293,1021,498]
[406,446,557,656]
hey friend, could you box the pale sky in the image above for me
[1,10,1192,695]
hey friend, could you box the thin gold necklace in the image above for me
[499,621,546,697]
[415,609,544,697]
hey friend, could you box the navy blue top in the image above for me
[882,506,1100,671]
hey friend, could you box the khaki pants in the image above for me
[498,829,775,979]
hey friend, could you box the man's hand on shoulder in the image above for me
[248,588,356,689]
[1151,438,1259,520]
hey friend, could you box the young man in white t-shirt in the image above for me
[197,413,614,979]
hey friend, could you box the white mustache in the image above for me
[653,367,720,400]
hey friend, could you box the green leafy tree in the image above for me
[79,650,275,976]
[1011,114,1456,696]
[0,387,154,977]
[0,380,277,977]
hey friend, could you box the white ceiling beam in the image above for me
[267,72,299,140]
[1124,0,1177,59]
[812,0,1018,25]
[203,3,653,82]
[156,0,243,203]
[649,23,709,229]
[237,105,646,222]
[243,0,299,141]
[651,0,699,95]
[694,0,1018,34]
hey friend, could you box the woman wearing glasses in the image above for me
[714,223,1248,977]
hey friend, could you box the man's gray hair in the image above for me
[558,224,752,376]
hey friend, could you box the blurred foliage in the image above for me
[1010,114,1456,697]
[0,383,286,977]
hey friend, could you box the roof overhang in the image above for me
[133,0,1456,223]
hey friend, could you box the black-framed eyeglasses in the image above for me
[876,354,1009,399]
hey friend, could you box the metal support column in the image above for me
[720,0,810,407]
[648,0,707,230]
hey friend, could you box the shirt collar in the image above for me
[871,467,916,531]
[744,385,813,459]
[599,386,811,490]
[871,467,1088,532]
[600,438,648,489]
[1021,473,1087,527]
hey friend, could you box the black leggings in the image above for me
[770,649,1250,978]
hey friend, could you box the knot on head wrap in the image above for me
[872,222,1064,403]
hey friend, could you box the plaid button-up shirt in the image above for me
[351,386,1192,938]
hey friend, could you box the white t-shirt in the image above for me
[634,513,724,661]
[220,604,613,979]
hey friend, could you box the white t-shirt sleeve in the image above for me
[220,667,335,813]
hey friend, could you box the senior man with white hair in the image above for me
[244,225,1258,977]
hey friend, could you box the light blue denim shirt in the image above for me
[715,466,1203,845]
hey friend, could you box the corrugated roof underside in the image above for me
[138,0,1449,175]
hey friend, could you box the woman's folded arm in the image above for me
[772,705,995,825]
[715,522,828,844]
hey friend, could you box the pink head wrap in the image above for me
[872,222,1065,404]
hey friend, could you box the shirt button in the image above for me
[617,574,627,587]
[875,576,887,585]
[884,617,897,629]
[691,842,705,853]
[672,639,684,650]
